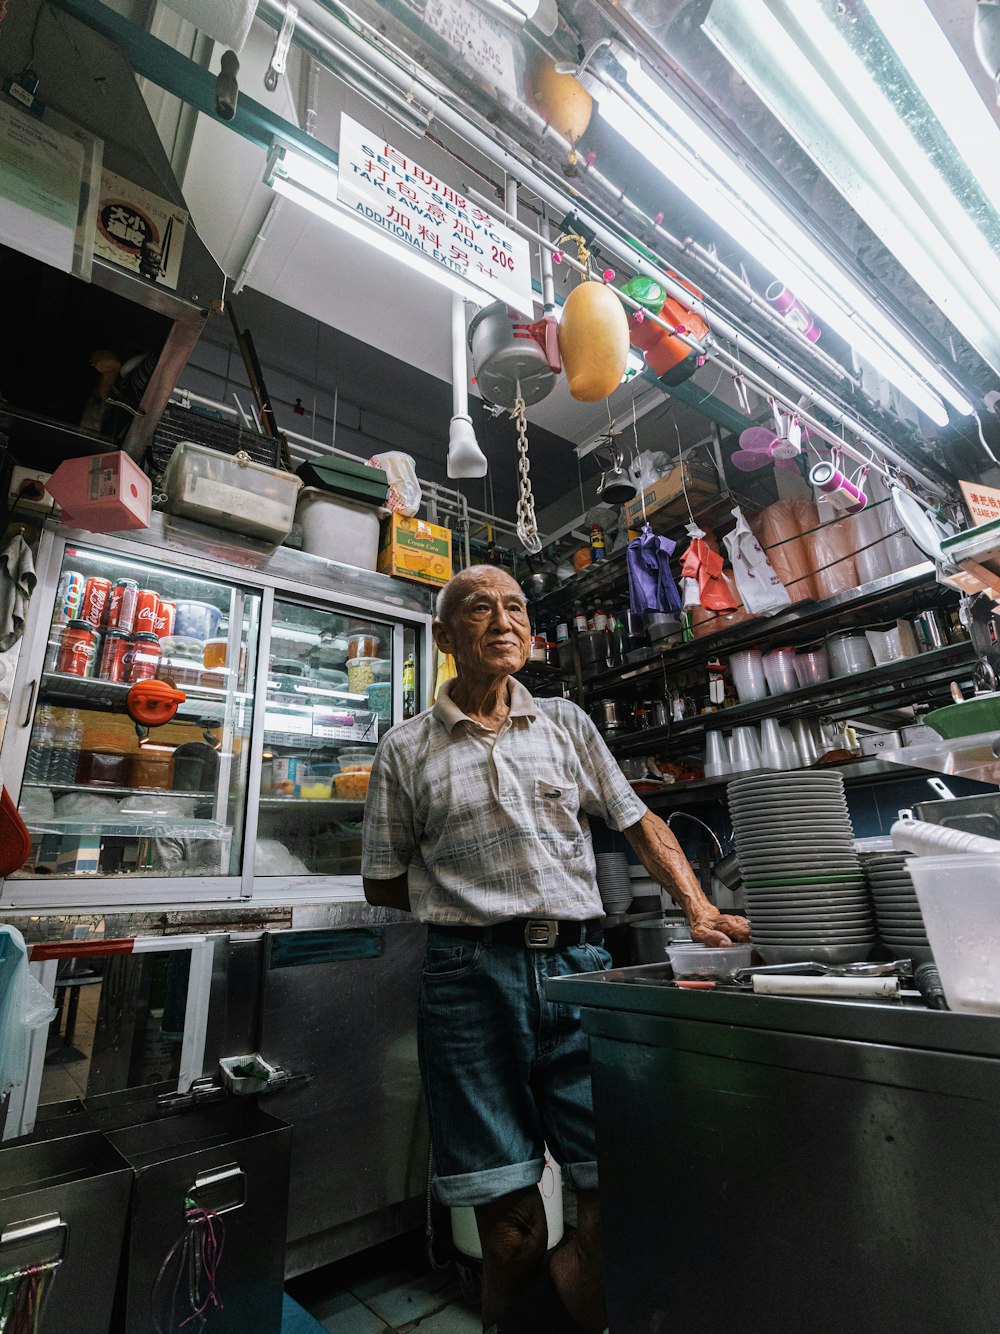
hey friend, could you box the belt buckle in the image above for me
[524,919,558,949]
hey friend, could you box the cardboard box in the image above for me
[622,456,719,529]
[377,514,453,587]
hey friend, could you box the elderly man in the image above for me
[363,566,748,1334]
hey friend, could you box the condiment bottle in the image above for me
[402,656,415,719]
[573,607,588,635]
[590,524,606,562]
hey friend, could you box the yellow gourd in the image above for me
[528,57,593,142]
[558,281,629,402]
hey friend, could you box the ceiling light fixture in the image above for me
[264,141,486,304]
[702,0,999,396]
[586,51,974,426]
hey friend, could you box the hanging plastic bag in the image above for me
[807,497,859,599]
[723,506,792,615]
[749,498,819,602]
[626,525,682,615]
[680,527,739,612]
[367,451,422,517]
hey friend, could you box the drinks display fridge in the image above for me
[0,517,433,908]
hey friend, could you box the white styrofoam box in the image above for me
[295,487,381,570]
[162,440,302,543]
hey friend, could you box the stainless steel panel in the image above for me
[258,922,428,1253]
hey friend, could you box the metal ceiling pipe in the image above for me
[254,0,945,496]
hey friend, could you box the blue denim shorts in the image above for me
[417,929,612,1207]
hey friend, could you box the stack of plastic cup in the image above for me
[729,649,769,703]
[729,725,762,773]
[759,717,788,770]
[704,731,730,779]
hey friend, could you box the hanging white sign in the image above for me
[336,113,534,314]
[422,0,519,102]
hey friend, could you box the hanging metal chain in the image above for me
[511,396,542,555]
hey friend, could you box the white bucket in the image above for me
[295,487,381,569]
[450,1152,564,1259]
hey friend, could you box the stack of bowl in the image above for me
[728,772,875,964]
[595,851,632,914]
[862,851,932,962]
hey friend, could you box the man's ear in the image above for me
[432,619,453,656]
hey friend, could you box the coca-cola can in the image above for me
[126,631,163,683]
[98,628,131,682]
[154,600,176,638]
[109,578,139,632]
[134,589,160,634]
[56,619,98,676]
[81,576,112,628]
[55,570,86,625]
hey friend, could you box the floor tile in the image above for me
[310,1290,394,1333]
[349,1268,460,1326]
[402,1299,481,1332]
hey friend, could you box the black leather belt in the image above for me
[428,917,604,949]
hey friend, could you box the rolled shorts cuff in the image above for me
[561,1159,598,1193]
[432,1157,546,1207]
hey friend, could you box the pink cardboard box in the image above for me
[45,452,151,532]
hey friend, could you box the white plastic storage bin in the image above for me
[296,487,381,569]
[162,441,302,543]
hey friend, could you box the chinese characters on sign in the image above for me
[959,479,1000,527]
[336,114,534,314]
[93,170,188,290]
[422,0,519,102]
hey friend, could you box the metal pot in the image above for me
[468,302,555,408]
[589,698,629,735]
[628,920,692,965]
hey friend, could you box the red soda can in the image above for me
[134,590,160,634]
[126,631,163,683]
[154,600,176,638]
[81,576,112,627]
[57,619,98,676]
[109,578,139,632]
[55,570,85,625]
[98,628,131,682]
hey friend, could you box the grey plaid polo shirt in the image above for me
[361,677,647,925]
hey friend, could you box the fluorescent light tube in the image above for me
[591,73,956,425]
[702,0,997,405]
[265,142,487,304]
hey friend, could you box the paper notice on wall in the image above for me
[0,100,85,273]
[93,170,188,290]
[337,114,534,313]
[422,0,519,101]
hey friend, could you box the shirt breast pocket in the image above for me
[535,778,584,847]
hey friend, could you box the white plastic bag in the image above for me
[0,924,56,1098]
[723,506,792,616]
[367,452,422,517]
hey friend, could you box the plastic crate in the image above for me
[149,404,283,482]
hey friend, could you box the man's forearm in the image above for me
[363,873,412,912]
[623,811,712,919]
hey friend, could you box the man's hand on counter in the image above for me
[687,906,752,947]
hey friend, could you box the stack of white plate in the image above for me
[728,772,875,965]
[862,851,933,963]
[595,851,632,913]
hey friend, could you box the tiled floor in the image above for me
[286,1232,482,1333]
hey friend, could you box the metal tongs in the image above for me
[733,960,914,984]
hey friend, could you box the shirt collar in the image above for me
[432,676,537,733]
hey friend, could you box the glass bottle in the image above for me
[402,656,415,719]
[590,524,606,563]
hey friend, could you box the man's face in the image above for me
[434,570,531,678]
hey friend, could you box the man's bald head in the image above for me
[434,566,526,630]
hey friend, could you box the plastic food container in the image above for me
[908,854,1000,1012]
[336,748,375,773]
[347,627,382,658]
[793,647,830,687]
[128,746,175,790]
[163,440,302,544]
[159,636,204,660]
[333,770,371,800]
[296,488,380,568]
[77,751,131,787]
[827,631,875,677]
[729,648,769,703]
[365,681,392,720]
[762,647,798,696]
[667,943,753,980]
[347,656,391,692]
[173,600,222,640]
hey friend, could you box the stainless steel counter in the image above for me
[548,964,1000,1334]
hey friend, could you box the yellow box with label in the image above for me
[377,514,453,587]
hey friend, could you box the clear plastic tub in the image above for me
[365,681,392,720]
[347,656,391,692]
[162,440,302,543]
[336,748,375,773]
[667,943,753,980]
[333,770,371,800]
[348,630,382,659]
[907,854,1000,1013]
